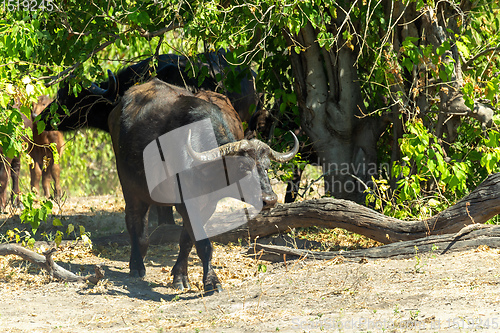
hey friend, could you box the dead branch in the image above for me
[248,225,500,261]
[0,243,104,283]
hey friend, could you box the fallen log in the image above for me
[212,173,500,244]
[247,224,500,261]
[0,243,104,284]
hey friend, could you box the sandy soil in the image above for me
[1,196,500,332]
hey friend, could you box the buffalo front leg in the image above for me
[175,203,221,293]
[195,238,222,294]
[30,160,42,196]
[125,199,150,277]
[171,225,194,291]
[41,168,53,198]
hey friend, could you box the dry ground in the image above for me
[1,195,500,332]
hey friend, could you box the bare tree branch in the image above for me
[0,244,104,284]
[138,22,183,39]
[464,44,500,70]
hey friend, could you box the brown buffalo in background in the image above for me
[30,95,64,199]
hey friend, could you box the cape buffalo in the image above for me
[30,95,64,198]
[108,78,297,292]
[39,73,298,293]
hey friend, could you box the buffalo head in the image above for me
[39,70,118,132]
[187,130,299,210]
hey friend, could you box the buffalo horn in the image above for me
[267,131,299,163]
[89,83,106,95]
[89,70,118,103]
[186,129,242,162]
[187,130,299,164]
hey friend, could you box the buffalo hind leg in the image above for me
[125,198,150,277]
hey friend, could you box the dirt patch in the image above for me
[1,196,500,332]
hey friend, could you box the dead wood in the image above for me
[247,225,500,262]
[212,173,500,245]
[0,243,104,283]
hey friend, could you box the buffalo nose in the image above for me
[262,193,278,210]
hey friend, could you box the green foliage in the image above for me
[368,118,500,219]
[19,191,53,235]
[3,192,54,247]
[60,129,120,196]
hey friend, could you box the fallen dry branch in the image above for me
[0,243,104,284]
[213,173,500,245]
[247,225,500,261]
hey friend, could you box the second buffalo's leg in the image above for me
[50,160,62,198]
[41,166,53,198]
[156,205,176,225]
[30,159,42,195]
[0,157,10,212]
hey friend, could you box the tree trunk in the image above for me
[288,11,383,204]
[211,173,500,245]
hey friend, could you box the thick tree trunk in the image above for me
[211,173,500,245]
[289,17,382,204]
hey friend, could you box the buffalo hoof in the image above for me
[173,275,191,291]
[203,283,223,295]
[129,269,146,278]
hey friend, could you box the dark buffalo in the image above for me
[108,78,297,292]
[47,51,259,132]
[30,95,65,198]
[106,51,259,125]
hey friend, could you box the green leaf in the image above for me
[436,41,450,56]
[54,231,63,247]
[37,120,45,135]
[455,41,470,59]
[27,238,36,249]
[53,218,63,227]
